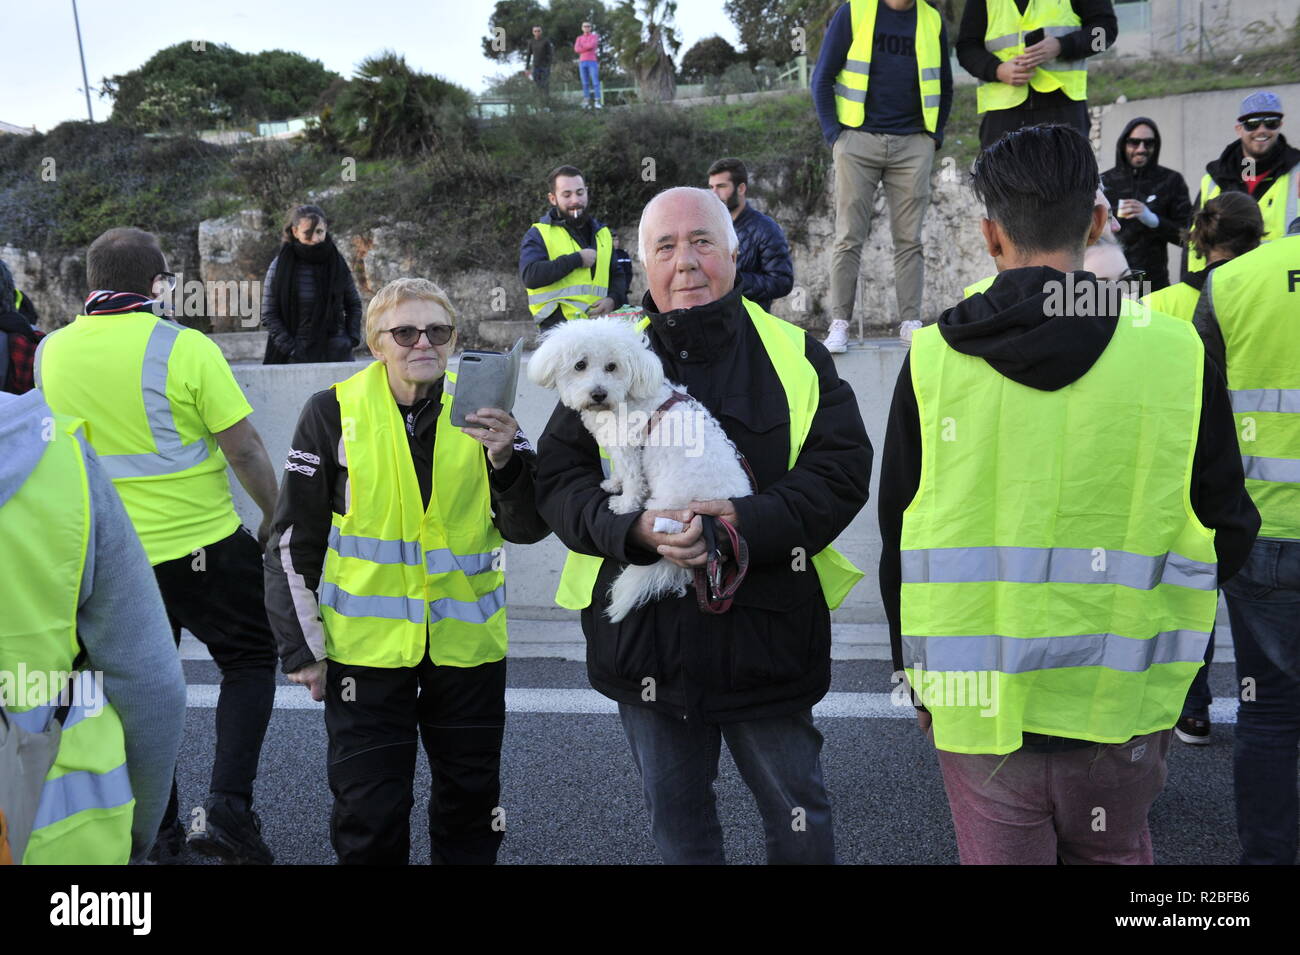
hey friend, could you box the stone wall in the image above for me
[4,167,989,349]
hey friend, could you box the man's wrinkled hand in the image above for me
[578,247,598,268]
[631,509,708,568]
[688,498,740,530]
[586,297,616,316]
[996,59,1033,86]
[288,660,327,702]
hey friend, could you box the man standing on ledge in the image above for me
[524,25,554,97]
[958,0,1116,150]
[812,0,953,354]
[707,157,794,313]
[520,164,629,332]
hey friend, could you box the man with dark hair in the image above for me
[520,166,629,330]
[958,0,1117,150]
[878,125,1258,864]
[1186,91,1300,274]
[36,227,283,864]
[707,157,794,313]
[1101,116,1192,291]
[812,0,954,353]
[524,25,553,95]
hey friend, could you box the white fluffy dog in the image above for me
[528,317,754,622]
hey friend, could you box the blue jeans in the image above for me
[1223,538,1300,865]
[618,703,835,864]
[579,61,601,102]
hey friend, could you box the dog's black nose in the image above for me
[591,388,607,404]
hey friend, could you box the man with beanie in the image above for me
[1187,91,1300,274]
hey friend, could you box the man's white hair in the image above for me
[637,186,739,265]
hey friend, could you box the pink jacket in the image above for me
[574,32,599,61]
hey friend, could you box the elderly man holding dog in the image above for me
[534,186,872,864]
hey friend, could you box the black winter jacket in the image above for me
[261,253,364,363]
[879,267,1260,684]
[264,377,551,674]
[1101,116,1193,290]
[534,287,873,723]
[732,203,794,312]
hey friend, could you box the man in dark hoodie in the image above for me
[519,165,629,331]
[878,125,1259,865]
[0,259,43,394]
[1102,116,1192,291]
[1187,91,1300,274]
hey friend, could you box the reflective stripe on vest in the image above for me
[0,409,133,864]
[32,764,134,831]
[1189,168,1299,271]
[96,319,210,479]
[1140,281,1201,323]
[1206,236,1300,537]
[834,0,945,133]
[977,0,1086,115]
[321,361,507,668]
[902,545,1217,590]
[553,299,863,611]
[903,306,1217,754]
[526,223,612,322]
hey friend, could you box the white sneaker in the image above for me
[824,319,850,354]
[594,101,603,109]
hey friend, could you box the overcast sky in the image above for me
[2,1,741,133]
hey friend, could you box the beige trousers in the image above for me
[830,130,934,326]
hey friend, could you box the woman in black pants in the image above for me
[262,204,363,364]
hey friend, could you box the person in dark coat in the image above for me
[1101,116,1192,291]
[706,157,794,313]
[534,187,872,864]
[261,204,363,364]
[0,259,43,395]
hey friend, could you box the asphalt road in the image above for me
[166,652,1246,865]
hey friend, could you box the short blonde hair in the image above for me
[364,277,458,351]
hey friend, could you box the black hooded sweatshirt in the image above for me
[878,267,1260,745]
[1101,116,1193,290]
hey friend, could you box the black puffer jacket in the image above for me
[261,251,363,363]
[1101,116,1193,289]
[732,203,794,312]
[534,287,872,722]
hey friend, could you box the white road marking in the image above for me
[183,685,1241,723]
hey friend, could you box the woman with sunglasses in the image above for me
[263,277,550,864]
[261,204,364,364]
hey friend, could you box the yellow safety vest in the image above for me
[963,275,996,298]
[320,362,507,668]
[1204,234,1300,540]
[834,0,945,134]
[554,299,864,612]
[526,222,612,323]
[1187,168,1299,272]
[977,0,1087,115]
[1141,281,1201,322]
[903,304,1217,754]
[37,311,242,564]
[1,410,133,864]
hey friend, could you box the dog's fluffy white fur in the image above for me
[528,317,753,622]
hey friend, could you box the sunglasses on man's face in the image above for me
[1126,137,1156,149]
[1242,117,1282,132]
[385,324,453,347]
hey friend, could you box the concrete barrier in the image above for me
[227,340,907,623]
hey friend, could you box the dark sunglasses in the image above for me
[1118,268,1147,283]
[1242,117,1281,131]
[386,324,453,347]
[1125,137,1156,149]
